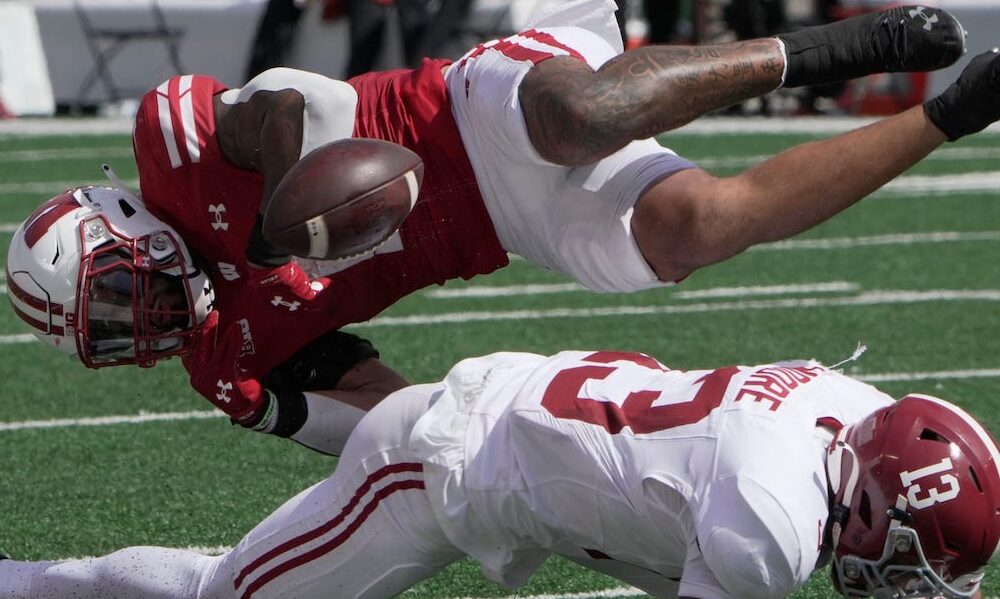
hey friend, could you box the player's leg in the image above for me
[0,548,220,599]
[630,50,1000,283]
[220,383,463,599]
[519,6,965,166]
[0,385,461,599]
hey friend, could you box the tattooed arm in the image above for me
[519,40,784,166]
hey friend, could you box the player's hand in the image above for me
[924,48,1000,140]
[183,310,269,426]
[246,260,322,302]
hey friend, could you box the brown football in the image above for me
[262,138,423,260]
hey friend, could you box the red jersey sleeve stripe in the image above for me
[520,29,586,61]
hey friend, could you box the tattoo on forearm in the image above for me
[520,39,784,164]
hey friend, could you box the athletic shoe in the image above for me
[780,5,966,87]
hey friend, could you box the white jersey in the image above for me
[409,351,894,598]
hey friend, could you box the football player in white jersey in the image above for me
[2,350,998,598]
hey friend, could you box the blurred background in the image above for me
[2,0,998,122]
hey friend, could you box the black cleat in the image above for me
[780,5,966,87]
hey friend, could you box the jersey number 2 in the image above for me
[541,351,738,434]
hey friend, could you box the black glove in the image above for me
[925,48,1000,141]
[264,330,380,393]
[247,214,292,267]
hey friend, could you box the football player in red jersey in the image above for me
[8,0,1000,452]
[0,351,997,598]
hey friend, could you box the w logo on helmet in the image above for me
[22,191,80,249]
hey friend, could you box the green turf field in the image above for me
[2,120,999,598]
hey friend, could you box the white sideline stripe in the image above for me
[879,171,1000,195]
[856,369,1000,383]
[2,169,1000,197]
[754,230,1000,251]
[358,289,1000,327]
[0,136,994,167]
[0,147,133,161]
[674,281,857,299]
[0,178,140,195]
[1,116,998,138]
[0,409,223,431]
[427,283,583,298]
[427,281,858,299]
[0,227,991,252]
[675,117,1000,136]
[4,367,1000,433]
[698,146,1000,169]
[0,117,134,136]
[2,289,1000,347]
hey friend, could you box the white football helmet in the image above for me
[6,185,213,368]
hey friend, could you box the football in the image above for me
[262,138,423,260]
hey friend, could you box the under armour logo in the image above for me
[908,6,939,31]
[216,379,233,404]
[208,204,229,231]
[271,296,301,311]
[217,262,240,281]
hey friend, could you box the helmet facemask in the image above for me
[833,509,982,598]
[75,212,208,368]
[7,185,213,368]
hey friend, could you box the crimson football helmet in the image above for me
[826,394,1000,598]
[6,185,213,368]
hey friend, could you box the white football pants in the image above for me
[0,384,464,599]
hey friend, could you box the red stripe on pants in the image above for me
[239,478,426,599]
[234,462,423,590]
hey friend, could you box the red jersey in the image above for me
[132,59,508,414]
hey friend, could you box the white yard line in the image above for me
[3,368,1000,433]
[12,115,991,138]
[0,179,139,195]
[1,288,999,347]
[698,146,1000,169]
[754,230,1000,251]
[2,171,998,197]
[428,281,858,299]
[0,409,224,431]
[0,117,134,136]
[0,147,133,162]
[356,289,1000,328]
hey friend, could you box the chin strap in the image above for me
[827,429,860,551]
[101,163,145,206]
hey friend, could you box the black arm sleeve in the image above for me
[263,330,380,393]
[247,214,292,267]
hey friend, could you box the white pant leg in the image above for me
[219,383,461,599]
[0,548,219,599]
[0,384,461,599]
